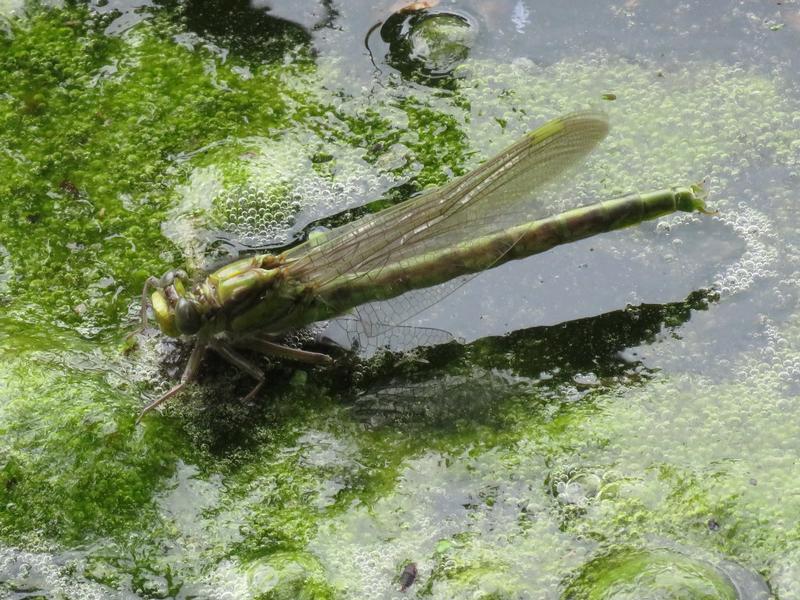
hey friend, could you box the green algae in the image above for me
[0,3,313,335]
[562,548,739,599]
[0,332,189,546]
[0,0,799,598]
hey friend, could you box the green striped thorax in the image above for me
[149,254,286,339]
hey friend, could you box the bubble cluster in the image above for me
[547,465,614,509]
[749,314,800,394]
[167,135,402,260]
[710,204,779,297]
[0,546,114,600]
[216,181,302,247]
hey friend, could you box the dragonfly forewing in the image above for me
[284,111,609,283]
[282,111,610,332]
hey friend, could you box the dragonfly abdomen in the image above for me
[316,185,710,315]
[506,185,709,260]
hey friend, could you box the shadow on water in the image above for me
[345,288,717,429]
[170,288,717,453]
[155,0,335,60]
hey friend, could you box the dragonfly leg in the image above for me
[210,340,267,380]
[210,340,266,402]
[243,379,264,403]
[125,276,162,345]
[137,340,207,422]
[234,337,334,366]
[139,275,161,328]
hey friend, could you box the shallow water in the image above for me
[0,1,799,598]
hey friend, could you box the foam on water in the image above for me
[710,204,779,297]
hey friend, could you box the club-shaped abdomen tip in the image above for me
[675,184,715,215]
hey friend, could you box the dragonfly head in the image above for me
[149,270,203,337]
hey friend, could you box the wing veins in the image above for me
[284,111,609,291]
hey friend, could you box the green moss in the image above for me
[0,4,308,335]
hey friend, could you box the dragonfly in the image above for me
[137,111,712,418]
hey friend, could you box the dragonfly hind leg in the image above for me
[233,336,334,366]
[210,340,266,402]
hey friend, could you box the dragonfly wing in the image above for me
[284,111,609,288]
[318,316,457,356]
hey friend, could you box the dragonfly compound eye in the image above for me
[175,298,202,335]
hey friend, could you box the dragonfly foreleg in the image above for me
[139,276,161,327]
[137,340,207,422]
[233,337,334,366]
[210,340,266,402]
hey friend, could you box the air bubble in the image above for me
[0,546,113,600]
[170,134,402,255]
